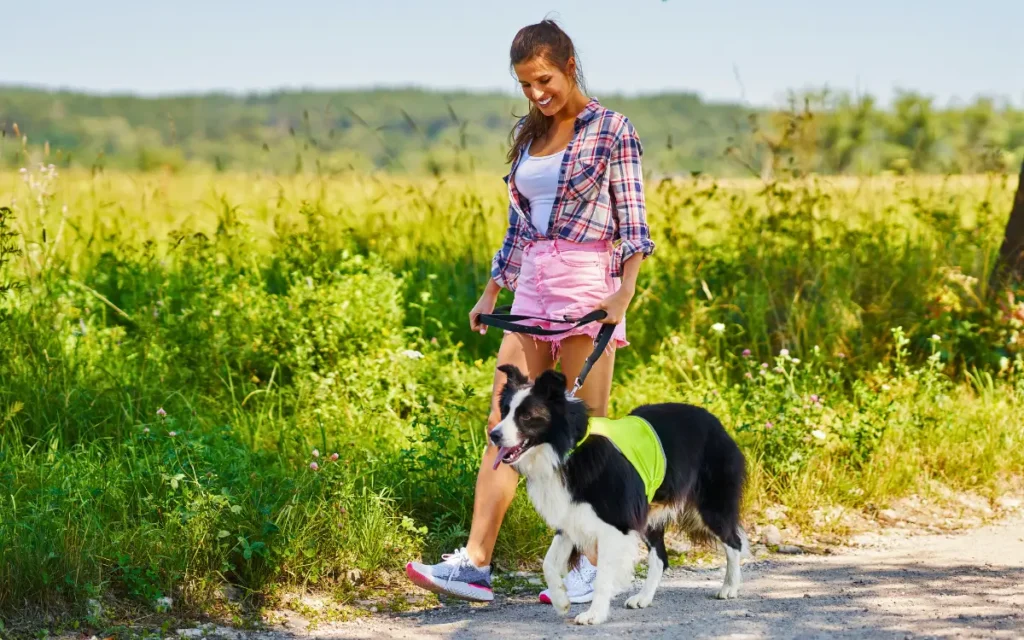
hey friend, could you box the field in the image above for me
[1,166,1023,631]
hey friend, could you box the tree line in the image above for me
[1,85,1021,176]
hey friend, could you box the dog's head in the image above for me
[489,364,588,470]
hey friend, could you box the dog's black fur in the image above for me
[495,364,747,570]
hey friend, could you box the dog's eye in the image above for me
[521,415,548,431]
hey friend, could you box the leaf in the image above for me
[217,530,230,539]
[230,505,243,514]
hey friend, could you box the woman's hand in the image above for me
[595,252,643,324]
[594,285,635,325]
[469,281,501,334]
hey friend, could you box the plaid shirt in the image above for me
[490,99,655,291]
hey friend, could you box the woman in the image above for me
[406,19,654,604]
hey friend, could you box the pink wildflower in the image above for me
[765,421,774,429]
[330,453,339,461]
[310,461,320,471]
[761,362,769,369]
[744,372,753,379]
[742,349,752,357]
[312,449,320,458]
[157,407,167,418]
[810,394,820,403]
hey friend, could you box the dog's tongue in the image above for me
[493,447,509,470]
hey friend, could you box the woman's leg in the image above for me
[464,332,555,568]
[558,334,616,418]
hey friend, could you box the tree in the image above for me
[989,161,1024,292]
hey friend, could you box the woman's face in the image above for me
[514,55,576,118]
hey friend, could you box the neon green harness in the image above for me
[576,415,667,503]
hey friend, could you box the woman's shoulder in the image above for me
[586,101,640,140]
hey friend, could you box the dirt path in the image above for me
[250,512,1024,640]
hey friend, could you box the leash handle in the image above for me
[476,306,608,336]
[476,305,615,397]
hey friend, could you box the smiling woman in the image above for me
[405,18,657,609]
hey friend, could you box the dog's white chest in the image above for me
[520,445,602,549]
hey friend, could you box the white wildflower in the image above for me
[779,348,790,357]
[929,334,941,342]
[401,349,424,360]
[711,322,726,334]
[811,429,827,441]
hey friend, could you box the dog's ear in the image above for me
[497,364,529,389]
[533,369,568,401]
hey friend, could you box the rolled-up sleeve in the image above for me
[490,205,527,291]
[608,120,655,275]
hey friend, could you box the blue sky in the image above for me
[5,0,1022,107]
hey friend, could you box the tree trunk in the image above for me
[989,161,1024,293]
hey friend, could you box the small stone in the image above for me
[878,509,899,523]
[996,496,1022,511]
[370,606,378,613]
[86,598,103,619]
[345,568,364,585]
[776,545,804,555]
[751,544,768,556]
[761,525,783,546]
[527,577,544,586]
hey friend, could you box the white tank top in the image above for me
[515,147,563,235]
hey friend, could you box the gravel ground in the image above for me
[191,511,1024,640]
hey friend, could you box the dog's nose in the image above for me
[489,428,502,446]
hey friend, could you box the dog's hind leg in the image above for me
[575,528,636,625]
[625,525,667,609]
[542,533,574,616]
[697,505,744,600]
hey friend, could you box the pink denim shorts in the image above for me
[508,238,628,359]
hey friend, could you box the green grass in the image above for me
[1,167,1023,632]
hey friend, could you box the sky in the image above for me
[5,0,1022,108]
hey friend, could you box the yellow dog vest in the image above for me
[581,416,667,503]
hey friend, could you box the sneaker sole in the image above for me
[405,563,494,602]
[538,591,594,605]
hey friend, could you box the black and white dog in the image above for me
[489,364,749,625]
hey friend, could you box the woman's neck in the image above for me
[553,90,591,126]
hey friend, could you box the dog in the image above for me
[489,364,748,625]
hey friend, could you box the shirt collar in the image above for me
[574,98,602,130]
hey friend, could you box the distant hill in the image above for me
[2,86,1021,176]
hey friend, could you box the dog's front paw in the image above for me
[715,584,740,600]
[574,606,608,625]
[625,592,653,609]
[548,589,571,616]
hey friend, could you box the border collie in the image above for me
[489,364,748,625]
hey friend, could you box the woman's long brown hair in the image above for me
[506,20,588,164]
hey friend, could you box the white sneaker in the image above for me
[538,555,596,604]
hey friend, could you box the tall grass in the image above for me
[1,166,1022,627]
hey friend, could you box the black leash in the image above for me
[476,306,616,396]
